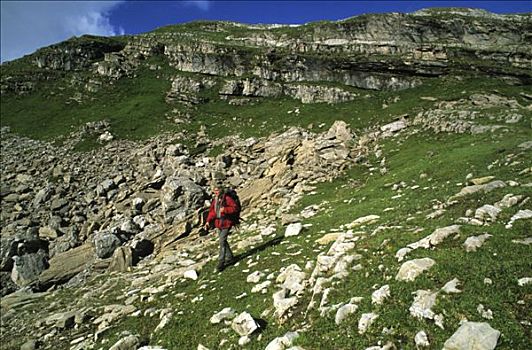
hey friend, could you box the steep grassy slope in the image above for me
[1,74,530,349]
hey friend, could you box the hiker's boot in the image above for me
[217,262,225,272]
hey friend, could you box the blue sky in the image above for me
[1,1,531,62]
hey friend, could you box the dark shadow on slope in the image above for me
[228,235,284,267]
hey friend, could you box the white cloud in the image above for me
[1,1,125,62]
[184,1,211,12]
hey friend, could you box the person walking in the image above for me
[205,185,238,272]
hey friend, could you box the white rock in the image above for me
[463,233,492,252]
[238,335,251,346]
[475,205,501,222]
[396,258,435,282]
[395,247,412,262]
[358,313,379,334]
[276,264,306,295]
[484,278,493,285]
[371,285,391,305]
[495,194,523,208]
[261,225,277,236]
[231,312,258,336]
[518,277,532,286]
[506,209,532,228]
[247,271,265,283]
[251,280,272,293]
[409,290,438,320]
[285,223,303,237]
[183,270,198,280]
[335,303,358,325]
[109,335,140,350]
[414,330,430,347]
[98,131,114,142]
[512,237,532,245]
[273,289,298,319]
[381,120,407,133]
[346,215,380,228]
[210,307,236,324]
[441,278,462,294]
[477,304,493,319]
[197,345,209,350]
[265,332,299,350]
[408,225,461,250]
[443,322,500,350]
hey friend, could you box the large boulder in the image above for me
[160,176,205,223]
[93,231,122,259]
[443,322,500,350]
[11,250,48,287]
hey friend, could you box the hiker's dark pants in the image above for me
[218,228,233,266]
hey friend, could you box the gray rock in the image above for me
[463,234,492,252]
[210,307,237,324]
[285,223,303,237]
[396,258,435,282]
[335,303,358,325]
[443,322,500,350]
[109,335,140,350]
[11,250,48,287]
[108,246,133,272]
[94,231,122,259]
[231,312,259,336]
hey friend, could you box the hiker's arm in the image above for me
[206,203,215,223]
[223,196,237,215]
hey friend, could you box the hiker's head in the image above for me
[212,184,225,197]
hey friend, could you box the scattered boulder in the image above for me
[358,313,379,334]
[443,322,500,350]
[231,312,259,336]
[109,334,140,350]
[210,307,237,324]
[396,258,435,282]
[463,234,492,252]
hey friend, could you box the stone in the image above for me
[474,205,501,222]
[371,284,391,305]
[441,278,462,294]
[315,232,341,245]
[231,312,259,336]
[210,307,237,324]
[251,280,272,293]
[109,335,140,350]
[469,176,495,185]
[409,290,438,320]
[415,331,430,347]
[184,269,198,280]
[20,340,39,350]
[276,264,306,295]
[381,119,407,133]
[396,258,435,282]
[463,234,492,252]
[285,223,303,237]
[108,246,133,272]
[11,250,48,287]
[94,231,122,259]
[443,322,500,350]
[451,180,506,199]
[495,194,523,208]
[358,313,379,334]
[335,303,358,325]
[265,332,299,350]
[247,271,265,283]
[506,209,532,228]
[408,225,461,250]
[273,289,298,319]
[346,215,380,228]
[518,277,532,286]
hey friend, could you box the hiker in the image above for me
[205,185,239,272]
